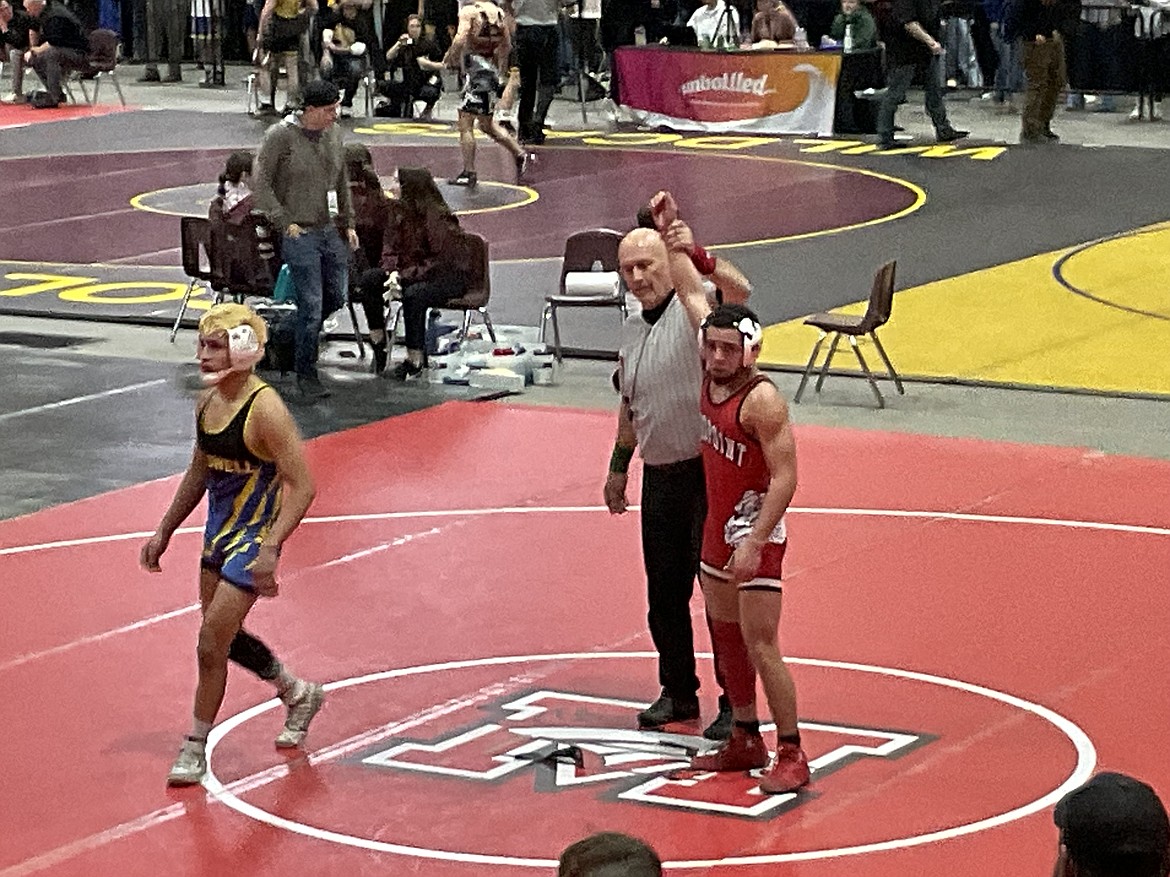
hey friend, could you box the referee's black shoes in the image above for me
[637,689,700,729]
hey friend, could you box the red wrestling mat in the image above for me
[0,100,133,130]
[2,402,1169,876]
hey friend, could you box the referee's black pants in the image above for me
[640,456,708,701]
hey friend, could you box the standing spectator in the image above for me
[0,0,32,102]
[1052,772,1170,877]
[601,0,637,106]
[139,0,185,81]
[23,0,90,109]
[513,0,559,143]
[1065,0,1126,113]
[984,0,1023,110]
[252,79,359,400]
[875,0,969,147]
[564,0,602,80]
[1130,0,1167,119]
[383,13,443,118]
[321,0,377,117]
[121,0,145,61]
[1016,0,1070,142]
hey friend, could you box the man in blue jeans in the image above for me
[253,79,359,400]
[876,0,969,149]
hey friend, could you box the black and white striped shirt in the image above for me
[618,294,704,467]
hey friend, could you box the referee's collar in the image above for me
[641,290,675,325]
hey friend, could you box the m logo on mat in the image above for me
[359,689,927,819]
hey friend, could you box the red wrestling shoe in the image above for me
[689,726,768,772]
[759,742,811,794]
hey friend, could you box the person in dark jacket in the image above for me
[875,0,970,147]
[23,0,89,108]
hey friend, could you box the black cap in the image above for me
[1055,773,1170,864]
[301,80,340,108]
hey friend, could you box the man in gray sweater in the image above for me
[253,80,359,400]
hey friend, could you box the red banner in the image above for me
[615,46,841,135]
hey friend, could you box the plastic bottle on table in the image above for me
[844,22,854,53]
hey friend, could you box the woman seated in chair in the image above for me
[354,166,472,379]
[208,150,280,297]
[341,143,394,372]
[320,0,377,117]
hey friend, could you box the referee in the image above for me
[604,193,751,740]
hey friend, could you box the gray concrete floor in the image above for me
[6,311,1169,467]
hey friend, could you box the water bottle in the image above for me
[794,25,809,51]
[844,22,854,53]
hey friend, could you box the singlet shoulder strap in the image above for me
[734,374,772,428]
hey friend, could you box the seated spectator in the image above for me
[353,167,472,379]
[828,0,876,49]
[688,0,740,47]
[22,0,89,109]
[1053,771,1170,877]
[380,13,443,118]
[256,0,317,114]
[1,0,32,102]
[558,832,662,877]
[341,143,395,372]
[321,0,376,117]
[208,150,280,296]
[751,0,797,43]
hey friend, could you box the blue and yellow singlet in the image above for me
[197,384,281,590]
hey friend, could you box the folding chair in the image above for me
[794,260,904,409]
[540,228,626,362]
[68,29,126,106]
[171,216,216,342]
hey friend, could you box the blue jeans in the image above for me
[281,226,349,380]
[991,24,1024,99]
[877,56,951,141]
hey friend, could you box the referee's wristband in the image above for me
[690,245,717,276]
[609,444,635,474]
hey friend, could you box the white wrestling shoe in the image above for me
[166,737,208,786]
[275,682,325,748]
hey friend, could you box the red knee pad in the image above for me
[710,619,756,709]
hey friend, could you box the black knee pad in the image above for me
[228,630,279,679]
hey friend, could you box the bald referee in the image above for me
[604,192,751,740]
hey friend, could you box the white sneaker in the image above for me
[275,682,325,748]
[1,92,26,104]
[166,738,207,786]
